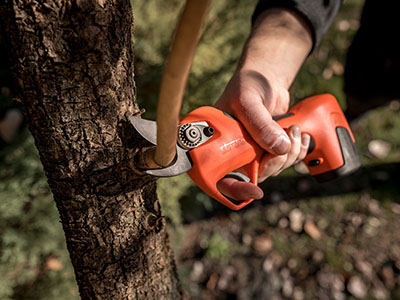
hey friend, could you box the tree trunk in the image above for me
[0,1,182,299]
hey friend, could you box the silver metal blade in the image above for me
[145,146,192,177]
[129,115,193,177]
[129,116,157,144]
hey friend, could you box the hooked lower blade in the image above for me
[145,146,192,177]
[129,115,193,177]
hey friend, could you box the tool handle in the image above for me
[275,94,360,181]
[182,94,360,210]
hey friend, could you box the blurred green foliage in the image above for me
[134,0,257,119]
[204,233,232,260]
[0,133,78,299]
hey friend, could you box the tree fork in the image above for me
[0,0,182,299]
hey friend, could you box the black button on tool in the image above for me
[203,126,214,137]
[308,159,321,167]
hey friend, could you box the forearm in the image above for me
[239,8,312,90]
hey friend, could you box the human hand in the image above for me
[214,7,313,201]
[215,70,310,200]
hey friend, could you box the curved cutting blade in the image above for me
[129,116,157,145]
[129,116,193,177]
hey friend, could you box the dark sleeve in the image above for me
[252,0,342,51]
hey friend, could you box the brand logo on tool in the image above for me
[220,138,245,154]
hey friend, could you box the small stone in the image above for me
[367,217,381,228]
[217,266,235,290]
[288,258,298,269]
[368,199,382,215]
[199,238,208,249]
[332,291,346,300]
[269,271,282,291]
[289,209,304,233]
[372,284,389,300]
[206,272,218,290]
[332,274,345,291]
[364,223,378,236]
[323,68,333,79]
[347,276,367,299]
[271,253,284,267]
[313,250,324,263]
[317,271,331,289]
[280,268,290,279]
[391,203,400,215]
[337,20,350,31]
[190,261,204,282]
[278,217,289,229]
[253,234,273,255]
[266,206,281,225]
[368,139,391,159]
[282,279,294,298]
[46,257,63,271]
[356,261,374,280]
[351,214,363,227]
[263,258,274,273]
[304,220,322,240]
[242,233,252,246]
[330,61,344,75]
[293,287,304,300]
[391,246,400,261]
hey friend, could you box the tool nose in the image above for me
[129,115,194,177]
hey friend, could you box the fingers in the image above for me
[235,97,291,155]
[297,132,311,163]
[272,125,302,176]
[258,126,311,181]
[217,177,264,201]
[258,153,287,182]
[217,128,311,201]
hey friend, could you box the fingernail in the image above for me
[291,126,300,139]
[302,133,310,146]
[270,134,290,154]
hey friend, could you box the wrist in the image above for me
[238,7,312,89]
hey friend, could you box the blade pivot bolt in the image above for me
[203,126,214,137]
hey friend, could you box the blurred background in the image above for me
[1,0,399,299]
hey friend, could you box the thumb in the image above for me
[236,99,291,155]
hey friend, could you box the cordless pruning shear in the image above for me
[130,94,361,210]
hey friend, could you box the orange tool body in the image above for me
[180,94,359,210]
[181,106,264,210]
[130,94,360,210]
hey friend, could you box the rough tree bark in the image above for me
[0,0,182,299]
